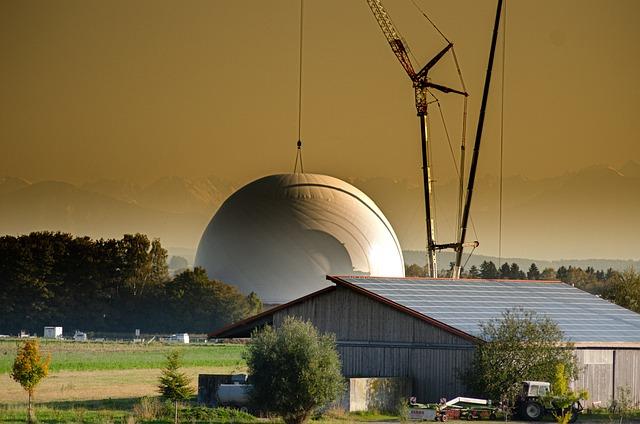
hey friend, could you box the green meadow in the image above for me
[0,340,245,373]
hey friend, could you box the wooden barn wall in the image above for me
[614,350,640,406]
[575,349,614,407]
[273,286,475,401]
[575,349,640,408]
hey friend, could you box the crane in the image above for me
[365,0,469,278]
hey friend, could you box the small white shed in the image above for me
[168,333,189,344]
[43,326,63,339]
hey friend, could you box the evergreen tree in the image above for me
[557,266,569,282]
[499,262,511,279]
[527,263,541,280]
[468,265,480,279]
[510,263,526,279]
[158,350,194,424]
[480,261,499,279]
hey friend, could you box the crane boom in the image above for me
[365,0,467,278]
[366,0,416,79]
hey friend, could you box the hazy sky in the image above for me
[1,0,639,185]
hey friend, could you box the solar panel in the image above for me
[335,277,640,343]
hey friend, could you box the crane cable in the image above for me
[498,0,507,265]
[293,0,305,173]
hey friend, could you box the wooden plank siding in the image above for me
[574,349,640,408]
[574,349,614,407]
[272,286,475,401]
[614,350,640,406]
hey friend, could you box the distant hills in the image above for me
[348,161,640,261]
[1,161,639,264]
[0,176,236,250]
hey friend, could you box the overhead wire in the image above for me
[293,0,305,173]
[409,0,449,44]
[498,0,507,265]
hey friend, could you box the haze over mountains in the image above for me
[1,161,639,264]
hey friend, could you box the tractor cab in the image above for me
[522,381,551,398]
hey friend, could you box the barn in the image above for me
[210,276,640,406]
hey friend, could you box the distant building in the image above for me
[167,333,189,344]
[211,276,640,406]
[43,326,63,339]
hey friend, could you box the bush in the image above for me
[244,316,344,424]
[132,396,170,421]
[180,406,256,422]
[463,307,578,404]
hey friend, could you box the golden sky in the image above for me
[1,0,639,185]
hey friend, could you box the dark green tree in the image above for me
[405,263,426,277]
[557,266,569,282]
[0,232,255,334]
[463,308,578,405]
[158,350,194,424]
[468,265,480,279]
[510,263,526,279]
[165,267,255,332]
[499,262,511,279]
[527,263,541,280]
[480,261,499,279]
[246,292,263,316]
[602,268,640,313]
[244,317,344,424]
[540,267,557,280]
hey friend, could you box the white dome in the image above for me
[195,173,404,303]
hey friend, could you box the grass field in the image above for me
[0,339,249,422]
[0,339,246,373]
[2,340,637,423]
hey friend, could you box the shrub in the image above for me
[244,316,344,424]
[132,396,168,421]
[180,406,256,422]
[463,307,578,405]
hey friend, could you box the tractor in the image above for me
[516,381,583,422]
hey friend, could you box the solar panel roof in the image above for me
[332,277,640,343]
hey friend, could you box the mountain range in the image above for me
[1,161,639,264]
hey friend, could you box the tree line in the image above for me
[0,232,261,335]
[405,261,640,313]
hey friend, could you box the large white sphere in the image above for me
[195,173,404,303]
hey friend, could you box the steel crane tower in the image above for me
[366,0,467,277]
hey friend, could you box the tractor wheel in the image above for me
[522,401,543,421]
[441,413,448,422]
